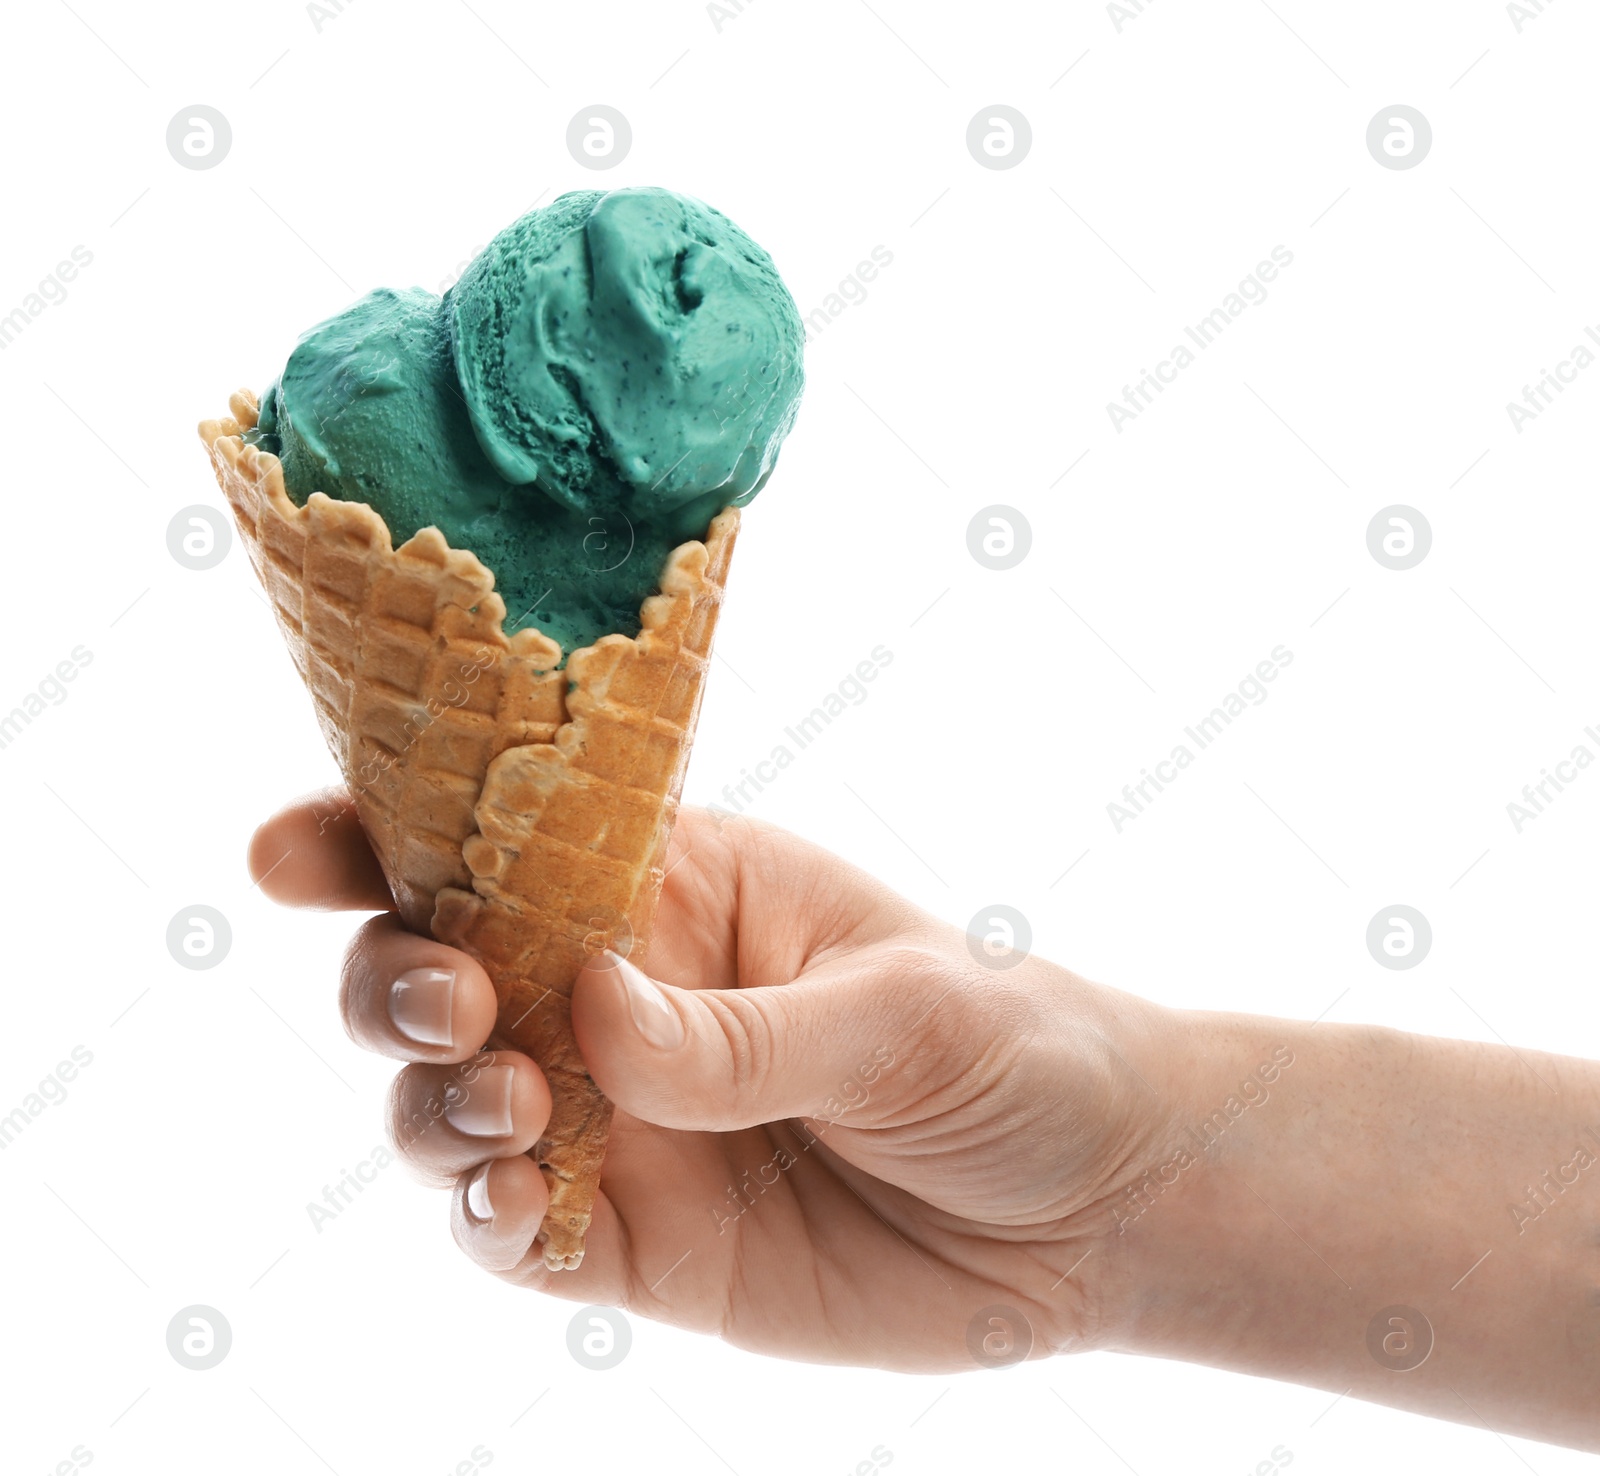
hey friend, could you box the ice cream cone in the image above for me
[199,388,737,1270]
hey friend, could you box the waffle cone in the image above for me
[199,389,737,1270]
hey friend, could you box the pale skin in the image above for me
[252,789,1600,1452]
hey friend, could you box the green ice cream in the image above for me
[249,186,804,658]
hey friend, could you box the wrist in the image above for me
[1018,985,1270,1355]
[1089,1007,1318,1355]
[1038,1001,1288,1351]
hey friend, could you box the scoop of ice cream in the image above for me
[254,286,505,529]
[248,188,803,658]
[450,186,804,539]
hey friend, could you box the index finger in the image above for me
[248,786,395,912]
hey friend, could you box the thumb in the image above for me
[570,949,949,1133]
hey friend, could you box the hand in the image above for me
[249,788,1183,1371]
[248,788,1600,1449]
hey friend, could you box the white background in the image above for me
[1,0,1597,1471]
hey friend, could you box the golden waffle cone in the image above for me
[199,389,738,1270]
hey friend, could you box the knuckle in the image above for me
[866,941,970,1020]
[384,1069,427,1156]
[338,916,388,1044]
[864,938,1038,1060]
[384,1066,456,1177]
[694,989,778,1114]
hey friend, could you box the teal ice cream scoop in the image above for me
[249,186,804,658]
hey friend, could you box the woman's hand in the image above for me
[249,788,1185,1371]
[250,789,1600,1450]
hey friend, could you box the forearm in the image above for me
[1099,1009,1600,1450]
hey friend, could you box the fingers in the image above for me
[248,787,393,912]
[571,942,980,1134]
[388,1051,552,1188]
[341,914,499,1064]
[450,1155,551,1273]
[252,789,583,1281]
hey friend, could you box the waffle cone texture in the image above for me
[199,389,738,1270]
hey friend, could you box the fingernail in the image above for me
[611,952,685,1050]
[466,1162,494,1223]
[445,1065,515,1136]
[390,967,455,1047]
